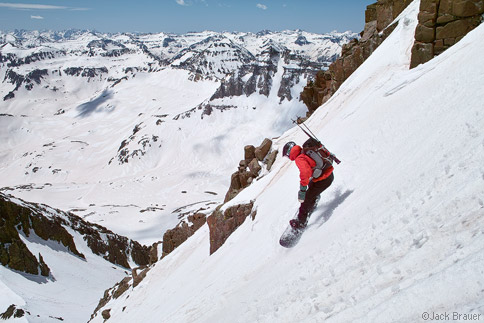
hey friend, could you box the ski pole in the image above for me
[291,118,320,144]
[291,118,341,164]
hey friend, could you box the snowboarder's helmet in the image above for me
[282,141,296,158]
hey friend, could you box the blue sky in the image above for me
[0,0,371,34]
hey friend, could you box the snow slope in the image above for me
[91,2,484,322]
[0,195,130,323]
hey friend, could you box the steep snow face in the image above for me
[90,2,484,322]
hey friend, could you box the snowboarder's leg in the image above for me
[297,173,334,225]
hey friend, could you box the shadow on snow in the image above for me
[311,188,354,228]
[76,89,114,117]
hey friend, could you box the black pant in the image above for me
[298,173,334,223]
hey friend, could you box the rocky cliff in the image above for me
[410,0,484,67]
[300,0,483,114]
[300,0,413,115]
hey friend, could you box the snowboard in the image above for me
[280,196,320,248]
[279,222,306,248]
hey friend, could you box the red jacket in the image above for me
[289,145,334,186]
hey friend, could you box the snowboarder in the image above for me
[282,137,335,229]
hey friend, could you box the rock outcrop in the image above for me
[161,212,207,258]
[158,138,277,260]
[0,196,83,276]
[206,202,256,255]
[410,0,484,68]
[0,305,26,320]
[300,0,413,115]
[224,138,277,202]
[205,138,280,255]
[301,0,483,114]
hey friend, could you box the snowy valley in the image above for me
[1,0,484,322]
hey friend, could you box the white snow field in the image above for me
[90,2,484,323]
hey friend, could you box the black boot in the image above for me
[290,218,307,230]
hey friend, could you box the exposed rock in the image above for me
[0,196,84,276]
[63,67,108,78]
[207,38,341,103]
[38,253,51,277]
[248,158,262,176]
[87,39,130,57]
[255,138,273,161]
[206,202,256,254]
[410,0,484,68]
[415,23,436,42]
[6,50,59,67]
[101,309,111,320]
[109,122,163,165]
[266,150,278,171]
[112,276,132,299]
[80,228,151,268]
[2,29,356,111]
[0,193,152,276]
[2,68,48,100]
[163,37,176,47]
[0,239,39,276]
[90,276,131,322]
[210,74,245,98]
[295,35,311,45]
[224,138,274,202]
[244,145,256,161]
[452,0,484,17]
[161,212,207,258]
[411,42,434,65]
[1,304,25,319]
[149,241,160,264]
[132,266,151,288]
[300,0,413,115]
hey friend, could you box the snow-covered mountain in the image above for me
[0,28,356,245]
[0,29,354,99]
[79,2,483,322]
[0,28,356,321]
[2,0,484,321]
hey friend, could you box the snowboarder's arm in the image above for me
[295,158,312,186]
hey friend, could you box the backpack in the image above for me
[302,138,333,179]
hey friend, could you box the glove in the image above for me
[298,185,308,203]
